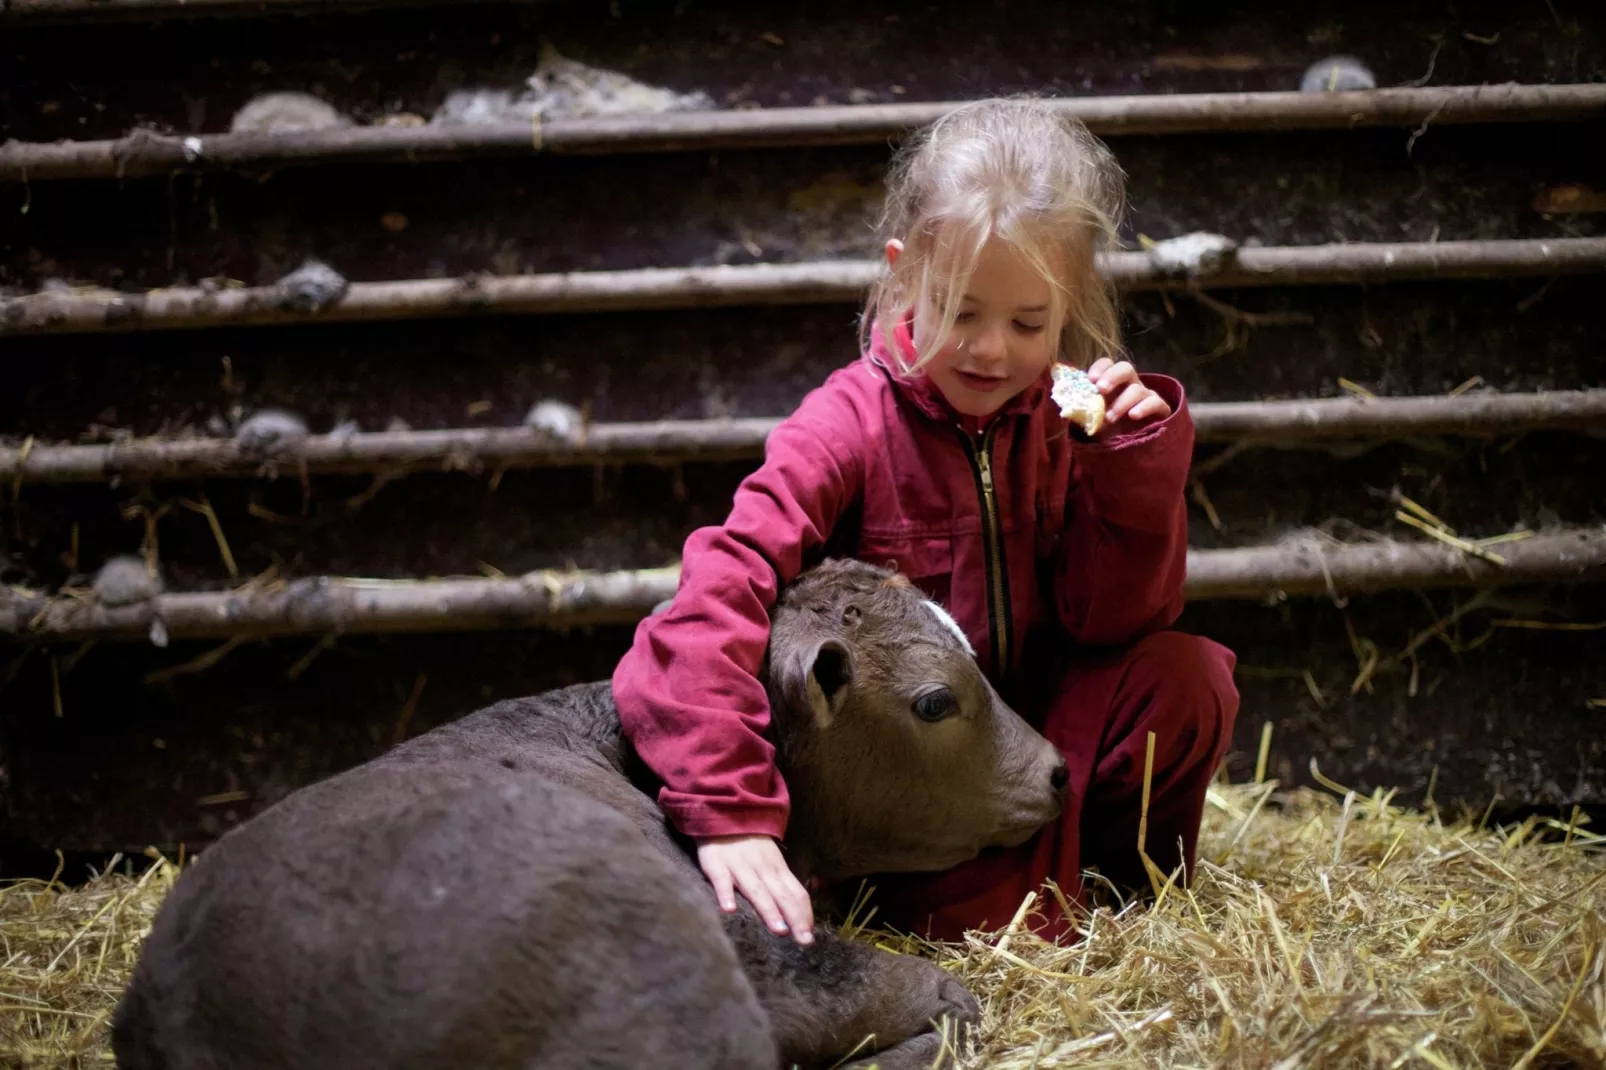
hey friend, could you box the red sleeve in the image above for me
[1055,373,1193,647]
[610,374,866,841]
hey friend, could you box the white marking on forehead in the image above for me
[921,598,974,656]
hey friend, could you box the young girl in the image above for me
[612,97,1240,946]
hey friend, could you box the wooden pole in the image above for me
[5,531,1603,642]
[2,85,1602,181]
[1,0,525,19]
[1,569,685,641]
[0,419,778,484]
[1194,389,1606,443]
[3,391,1603,486]
[1185,529,1606,600]
[4,238,1603,337]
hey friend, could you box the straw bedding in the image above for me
[3,773,1602,1068]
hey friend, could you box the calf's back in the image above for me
[114,689,774,1070]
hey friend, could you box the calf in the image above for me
[112,558,1068,1070]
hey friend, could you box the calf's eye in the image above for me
[912,689,958,723]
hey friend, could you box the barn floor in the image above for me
[4,757,1602,1069]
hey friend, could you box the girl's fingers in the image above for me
[1086,357,1114,381]
[1096,361,1137,395]
[736,870,790,936]
[705,863,738,912]
[697,838,815,943]
[1106,382,1152,423]
[1126,393,1172,423]
[767,868,816,944]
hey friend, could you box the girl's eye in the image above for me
[1014,321,1045,334]
[912,689,959,723]
[954,311,976,324]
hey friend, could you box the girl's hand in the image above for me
[1087,358,1171,436]
[696,834,816,945]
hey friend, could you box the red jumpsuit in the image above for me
[611,317,1239,942]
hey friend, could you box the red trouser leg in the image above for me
[863,631,1240,943]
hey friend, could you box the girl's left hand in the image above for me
[1088,358,1171,436]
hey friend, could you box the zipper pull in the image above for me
[977,447,993,490]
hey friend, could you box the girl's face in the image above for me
[892,235,1058,419]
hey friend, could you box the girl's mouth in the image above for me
[955,370,1009,393]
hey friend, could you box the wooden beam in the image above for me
[3,390,1603,486]
[4,238,1603,337]
[1193,389,1606,442]
[1,0,526,20]
[1185,529,1606,601]
[2,85,1601,181]
[4,531,1603,642]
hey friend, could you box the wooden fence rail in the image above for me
[2,85,1602,181]
[4,390,1603,485]
[5,529,1603,642]
[5,237,1604,337]
[0,0,521,20]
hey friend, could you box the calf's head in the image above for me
[763,558,1067,880]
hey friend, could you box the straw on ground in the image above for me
[3,775,1602,1068]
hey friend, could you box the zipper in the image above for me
[956,423,1012,676]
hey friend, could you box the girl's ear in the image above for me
[884,238,904,268]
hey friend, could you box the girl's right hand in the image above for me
[696,834,816,945]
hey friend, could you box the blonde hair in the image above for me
[861,96,1127,374]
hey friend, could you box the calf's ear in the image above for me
[807,639,854,726]
[778,637,855,729]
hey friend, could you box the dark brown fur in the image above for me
[112,559,1066,1070]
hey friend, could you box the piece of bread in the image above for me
[1050,363,1106,436]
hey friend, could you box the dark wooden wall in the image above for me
[1,0,1602,868]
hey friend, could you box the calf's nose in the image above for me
[1050,760,1069,793]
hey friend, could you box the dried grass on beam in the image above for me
[4,237,1604,337]
[10,777,1602,1067]
[2,84,1602,181]
[4,530,1604,642]
[5,390,1603,486]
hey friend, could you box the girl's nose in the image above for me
[968,322,1008,362]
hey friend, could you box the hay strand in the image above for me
[1253,722,1273,785]
[994,893,1039,957]
[179,495,237,578]
[1137,732,1157,859]
[1395,495,1454,534]
[140,635,247,685]
[1490,618,1606,632]
[1394,511,1508,566]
